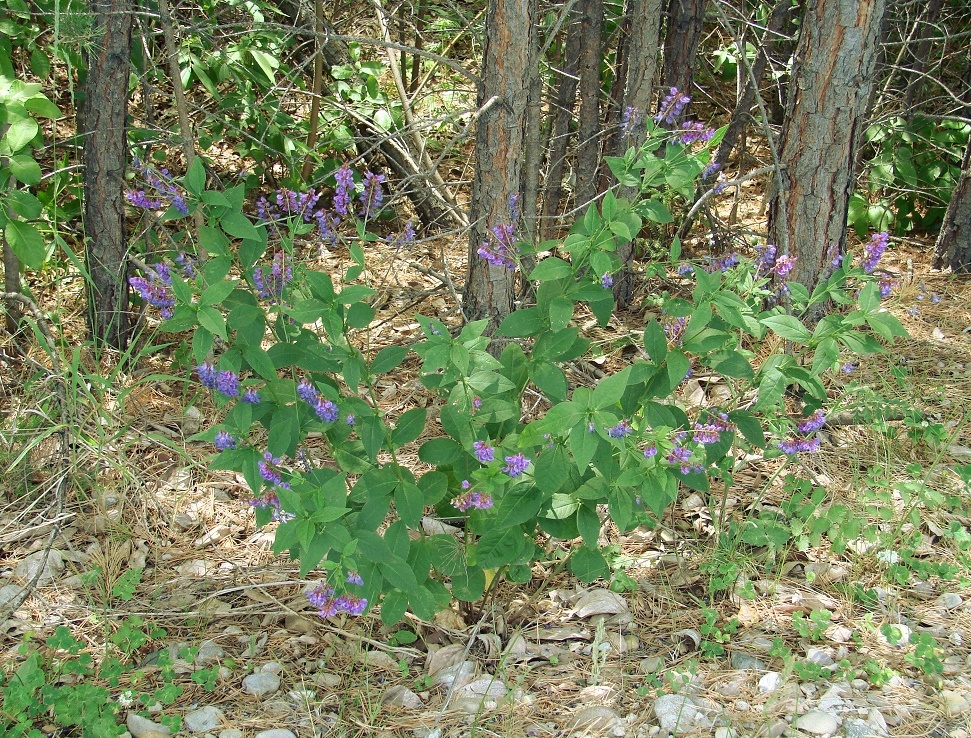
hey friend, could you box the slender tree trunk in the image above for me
[84,0,133,350]
[611,0,663,308]
[902,0,943,116]
[661,0,709,102]
[934,140,971,272]
[766,0,887,301]
[575,0,604,208]
[464,0,532,327]
[540,15,582,241]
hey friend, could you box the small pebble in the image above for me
[243,671,281,697]
[759,672,783,693]
[794,711,839,736]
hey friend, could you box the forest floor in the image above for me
[3,225,971,738]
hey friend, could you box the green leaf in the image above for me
[418,438,464,465]
[451,567,486,602]
[4,189,42,219]
[491,487,543,528]
[371,345,409,375]
[5,219,47,268]
[346,302,375,328]
[381,589,409,625]
[549,296,575,332]
[200,279,237,306]
[593,367,631,409]
[395,482,423,528]
[359,414,387,461]
[197,305,226,338]
[529,257,572,282]
[643,320,667,363]
[497,306,546,337]
[221,211,263,241]
[379,554,418,590]
[4,117,38,152]
[531,361,567,403]
[24,95,60,120]
[185,157,206,196]
[476,528,528,569]
[268,404,300,457]
[242,346,277,380]
[761,315,812,343]
[534,445,569,494]
[569,545,608,583]
[715,351,754,379]
[576,504,601,546]
[639,198,673,224]
[9,153,41,184]
[570,422,601,470]
[392,407,426,447]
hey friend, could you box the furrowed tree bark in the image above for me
[766,0,887,304]
[575,0,604,208]
[934,136,971,272]
[464,0,532,327]
[84,0,133,350]
[611,0,663,308]
[661,0,709,102]
[540,14,581,241]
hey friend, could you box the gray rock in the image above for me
[184,705,224,733]
[219,731,244,738]
[730,652,766,671]
[653,694,715,734]
[254,731,296,738]
[795,711,839,736]
[0,584,25,608]
[381,685,424,709]
[942,690,971,716]
[569,706,622,734]
[937,593,963,610]
[14,550,64,582]
[758,672,783,693]
[640,656,664,674]
[126,713,172,737]
[262,661,283,674]
[243,670,281,697]
[195,640,224,665]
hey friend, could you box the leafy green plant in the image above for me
[125,114,906,628]
[791,609,831,643]
[0,73,63,270]
[852,115,970,235]
[698,607,739,658]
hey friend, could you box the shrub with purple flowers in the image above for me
[131,114,906,627]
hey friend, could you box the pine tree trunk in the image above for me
[611,0,663,309]
[540,15,581,241]
[84,0,133,350]
[464,0,532,327]
[935,140,971,272]
[576,0,604,208]
[766,0,886,300]
[661,0,709,100]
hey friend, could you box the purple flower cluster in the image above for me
[879,274,896,299]
[502,454,531,478]
[701,162,721,181]
[126,160,189,216]
[773,254,797,278]
[346,571,364,586]
[703,253,740,273]
[473,441,495,463]
[655,87,691,125]
[478,222,519,271]
[129,265,176,319]
[754,244,778,276]
[663,316,687,345]
[307,581,368,618]
[666,433,704,475]
[213,430,236,450]
[360,172,386,219]
[693,413,734,444]
[259,451,289,488]
[601,272,614,289]
[452,488,494,511]
[677,263,695,276]
[621,106,643,139]
[242,388,262,404]
[296,378,340,422]
[797,409,826,434]
[256,188,323,222]
[778,436,821,455]
[197,363,241,399]
[862,232,889,273]
[679,121,715,146]
[333,164,355,217]
[607,419,634,438]
[841,362,857,374]
[253,252,293,301]
[643,444,658,458]
[825,243,844,271]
